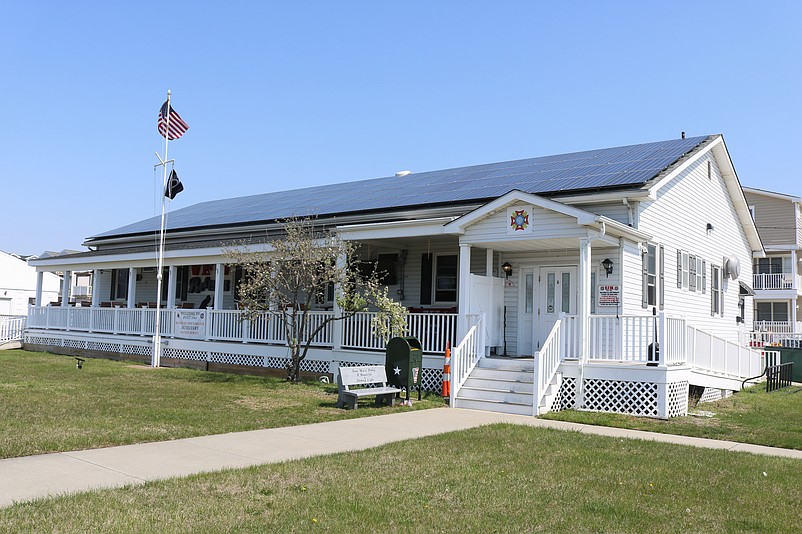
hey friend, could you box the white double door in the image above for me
[519,266,577,356]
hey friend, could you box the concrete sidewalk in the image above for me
[2,408,802,508]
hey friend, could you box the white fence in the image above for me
[1,315,27,345]
[26,306,456,354]
[449,315,484,406]
[753,273,796,290]
[533,317,564,415]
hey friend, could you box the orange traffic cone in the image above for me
[442,342,451,398]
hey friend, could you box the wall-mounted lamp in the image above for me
[502,262,513,278]
[601,258,613,277]
[706,223,714,236]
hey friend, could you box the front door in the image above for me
[537,266,577,350]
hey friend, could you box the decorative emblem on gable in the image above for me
[506,205,534,234]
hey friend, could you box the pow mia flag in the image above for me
[165,169,184,199]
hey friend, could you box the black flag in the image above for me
[165,169,184,199]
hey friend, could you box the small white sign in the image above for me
[598,285,620,307]
[175,310,206,339]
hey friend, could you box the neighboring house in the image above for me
[742,187,802,336]
[0,251,61,316]
[26,134,768,418]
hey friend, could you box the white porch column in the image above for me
[578,238,592,363]
[61,270,72,307]
[214,263,224,310]
[457,243,472,341]
[486,248,494,277]
[332,251,346,351]
[127,268,137,308]
[91,269,101,307]
[35,271,44,307]
[167,265,177,308]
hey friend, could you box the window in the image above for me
[525,273,534,314]
[754,257,785,275]
[756,302,788,323]
[677,250,705,293]
[711,264,722,315]
[434,255,457,302]
[642,244,662,308]
[110,268,129,300]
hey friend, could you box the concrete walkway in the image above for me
[2,408,802,508]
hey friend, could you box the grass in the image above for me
[0,350,443,459]
[2,424,801,532]
[541,384,802,450]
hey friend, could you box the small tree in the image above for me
[227,218,407,382]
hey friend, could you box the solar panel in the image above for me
[91,135,712,240]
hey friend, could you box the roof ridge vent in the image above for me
[395,170,412,177]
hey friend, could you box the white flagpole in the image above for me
[152,89,172,368]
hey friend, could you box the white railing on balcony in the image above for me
[449,315,484,406]
[753,273,795,290]
[1,315,27,344]
[533,317,564,415]
[26,306,456,353]
[752,321,802,334]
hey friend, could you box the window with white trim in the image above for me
[434,254,457,303]
[711,264,722,316]
[642,243,663,309]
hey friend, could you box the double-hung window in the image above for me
[677,250,705,293]
[642,243,664,309]
[711,264,722,315]
[434,255,458,303]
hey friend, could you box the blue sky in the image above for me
[2,1,800,256]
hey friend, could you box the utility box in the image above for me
[385,336,423,400]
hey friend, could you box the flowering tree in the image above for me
[227,218,407,382]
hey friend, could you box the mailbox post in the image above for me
[385,336,423,401]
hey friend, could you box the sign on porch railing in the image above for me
[175,310,206,339]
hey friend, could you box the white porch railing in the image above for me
[753,273,795,290]
[533,316,564,415]
[587,315,660,363]
[449,315,484,406]
[685,324,764,378]
[1,315,27,344]
[26,306,456,353]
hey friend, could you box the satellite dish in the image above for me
[725,255,740,280]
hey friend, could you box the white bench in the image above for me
[336,365,402,409]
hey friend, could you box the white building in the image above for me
[26,134,769,418]
[0,251,61,316]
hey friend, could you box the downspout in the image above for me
[623,198,635,227]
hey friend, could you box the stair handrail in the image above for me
[450,315,484,406]
[533,315,563,416]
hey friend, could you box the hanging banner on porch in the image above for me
[506,205,534,235]
[598,285,620,307]
[175,310,206,339]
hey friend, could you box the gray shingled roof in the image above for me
[91,135,711,241]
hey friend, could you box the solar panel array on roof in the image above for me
[91,135,711,240]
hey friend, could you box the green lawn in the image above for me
[541,384,802,450]
[2,424,800,532]
[0,350,443,459]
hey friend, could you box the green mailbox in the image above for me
[385,336,423,401]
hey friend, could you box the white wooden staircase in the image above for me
[453,358,562,416]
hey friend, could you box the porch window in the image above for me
[110,269,129,301]
[711,264,722,315]
[754,257,785,275]
[434,255,457,303]
[756,302,788,322]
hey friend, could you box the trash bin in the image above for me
[777,347,802,383]
[386,336,423,401]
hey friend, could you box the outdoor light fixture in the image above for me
[502,262,513,278]
[706,223,714,235]
[601,258,613,277]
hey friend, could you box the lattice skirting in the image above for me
[583,379,659,417]
[698,387,733,404]
[667,381,689,418]
[552,377,577,412]
[24,334,443,392]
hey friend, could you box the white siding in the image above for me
[465,205,587,244]
[580,202,631,226]
[637,153,754,341]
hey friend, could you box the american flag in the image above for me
[157,101,189,140]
